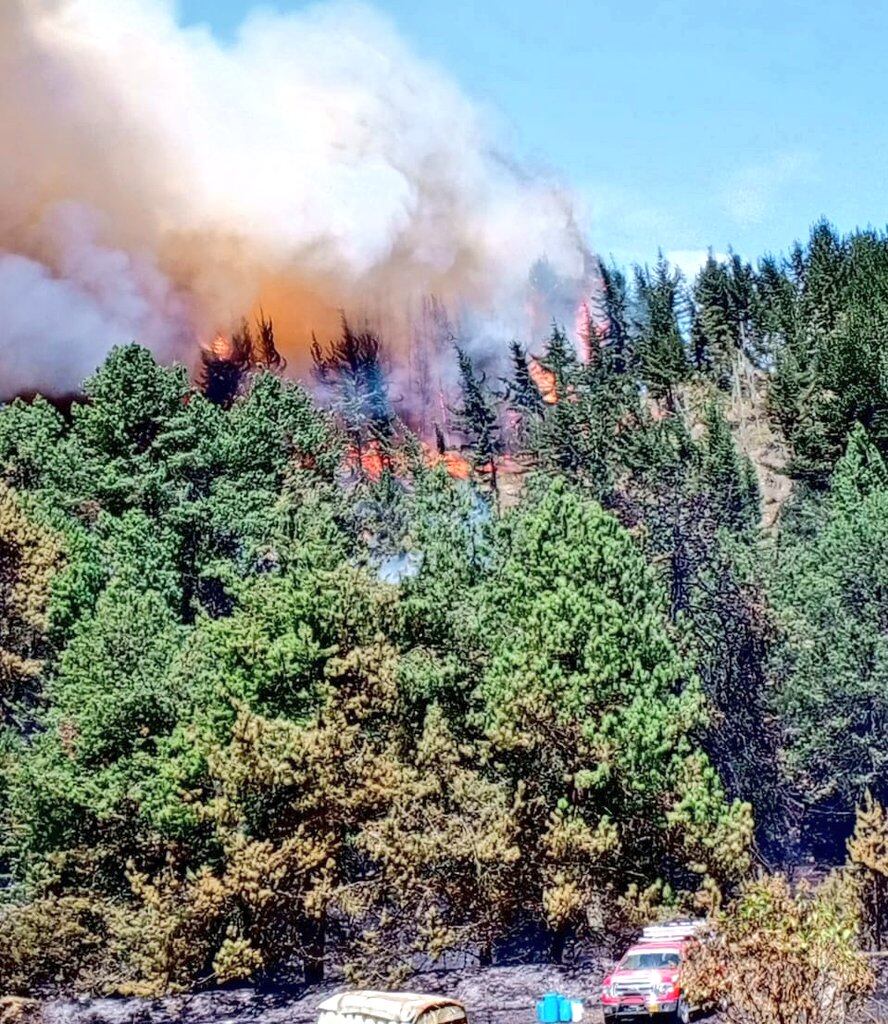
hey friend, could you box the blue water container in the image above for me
[536,994,560,1023]
[536,993,574,1023]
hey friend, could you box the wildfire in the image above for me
[207,332,234,360]
[575,301,593,363]
[425,446,473,480]
[528,357,558,404]
[343,440,488,483]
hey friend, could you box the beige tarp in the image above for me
[317,991,468,1024]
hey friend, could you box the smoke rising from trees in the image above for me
[0,0,587,395]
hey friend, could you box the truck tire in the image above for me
[675,998,690,1024]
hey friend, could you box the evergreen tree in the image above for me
[769,425,888,849]
[521,324,638,497]
[0,484,64,715]
[505,340,545,422]
[691,254,735,384]
[538,323,578,389]
[700,403,760,531]
[15,215,888,991]
[622,406,780,851]
[766,222,888,484]
[480,480,752,949]
[595,262,633,374]
[312,318,395,471]
[633,254,691,404]
[848,794,888,949]
[200,314,284,408]
[451,346,503,488]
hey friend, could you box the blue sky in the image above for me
[179,0,888,275]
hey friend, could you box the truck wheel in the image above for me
[675,998,690,1024]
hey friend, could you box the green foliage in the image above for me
[520,325,640,497]
[5,214,888,995]
[0,484,64,712]
[479,480,752,944]
[594,263,633,373]
[452,347,503,475]
[0,339,762,992]
[633,254,691,402]
[690,253,760,385]
[769,425,888,826]
[505,339,545,425]
[765,222,888,484]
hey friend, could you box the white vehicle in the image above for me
[318,992,469,1024]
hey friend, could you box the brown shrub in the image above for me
[682,873,873,1024]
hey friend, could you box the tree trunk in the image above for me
[550,923,569,964]
[301,912,327,985]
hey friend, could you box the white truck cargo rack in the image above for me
[640,920,705,942]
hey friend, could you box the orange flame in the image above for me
[344,439,495,483]
[344,440,391,482]
[207,331,234,360]
[424,445,472,479]
[575,301,593,363]
[528,357,558,404]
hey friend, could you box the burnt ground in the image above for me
[39,964,604,1024]
[21,957,888,1024]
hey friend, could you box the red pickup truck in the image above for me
[600,922,701,1023]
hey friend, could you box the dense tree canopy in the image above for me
[3,221,888,993]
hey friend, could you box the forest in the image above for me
[2,220,888,1001]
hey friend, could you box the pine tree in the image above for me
[726,252,761,363]
[830,422,888,511]
[200,314,284,408]
[312,318,395,473]
[480,480,752,945]
[505,340,544,418]
[700,403,760,530]
[849,794,888,948]
[451,347,503,489]
[691,254,735,384]
[0,484,64,714]
[769,425,888,843]
[634,254,691,404]
[753,255,798,347]
[538,323,578,390]
[596,262,633,374]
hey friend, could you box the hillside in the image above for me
[2,225,888,1009]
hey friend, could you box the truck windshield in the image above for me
[620,952,680,970]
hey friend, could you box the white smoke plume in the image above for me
[0,0,589,395]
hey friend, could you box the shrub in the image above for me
[683,873,873,1024]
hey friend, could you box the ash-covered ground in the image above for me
[30,959,888,1024]
[40,965,606,1024]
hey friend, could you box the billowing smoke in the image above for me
[0,0,589,396]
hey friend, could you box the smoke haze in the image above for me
[0,0,589,395]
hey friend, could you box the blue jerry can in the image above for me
[536,994,560,1023]
[558,997,573,1022]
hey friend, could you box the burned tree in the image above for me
[200,313,285,408]
[312,318,396,473]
